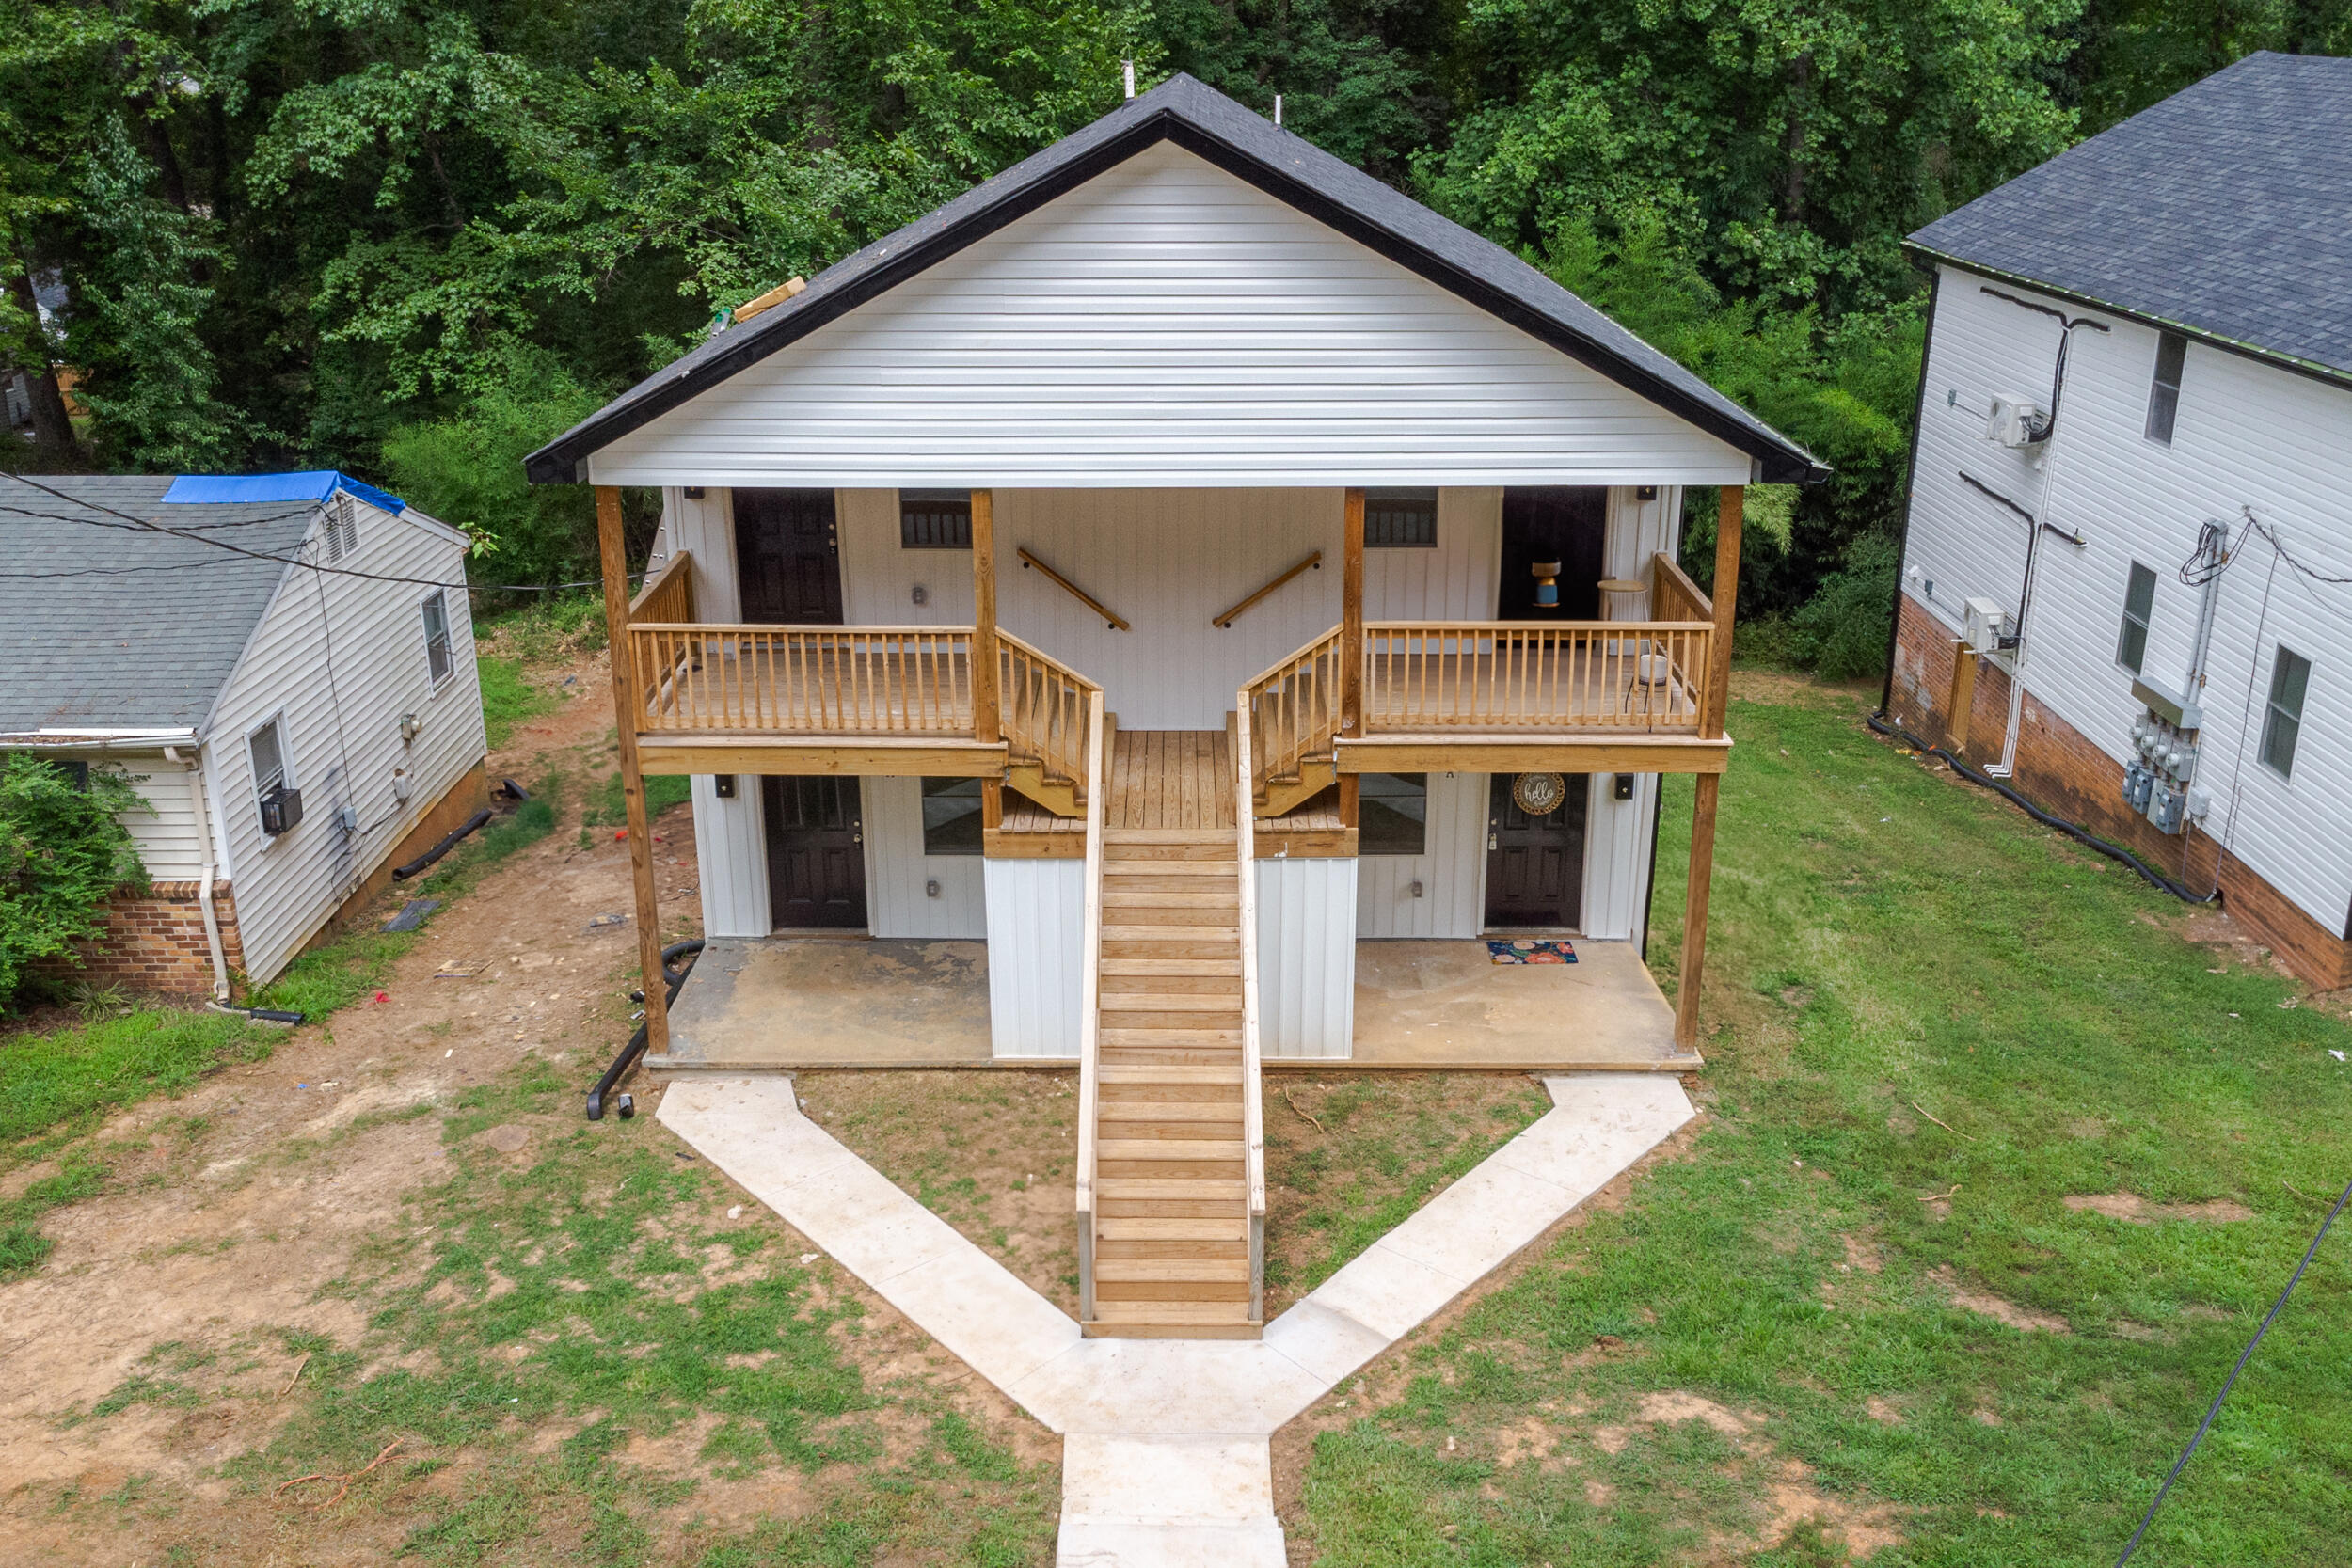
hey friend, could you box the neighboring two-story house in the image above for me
[528,74,1821,1336]
[1887,51,2352,990]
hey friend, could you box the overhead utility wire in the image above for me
[0,475,612,594]
[2113,1174,2352,1565]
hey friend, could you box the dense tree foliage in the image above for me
[5,0,2344,659]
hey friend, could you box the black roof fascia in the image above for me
[1906,245,2352,398]
[527,76,1825,486]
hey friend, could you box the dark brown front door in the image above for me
[764,777,866,928]
[1498,488,1608,619]
[1485,773,1588,928]
[735,489,843,623]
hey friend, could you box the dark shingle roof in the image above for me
[527,73,1824,485]
[0,475,312,735]
[1910,51,2352,379]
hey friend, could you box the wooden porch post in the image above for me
[971,488,1004,827]
[1674,483,1743,1052]
[597,484,668,1056]
[1338,486,1365,827]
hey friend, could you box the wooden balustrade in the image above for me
[1240,628,1344,801]
[628,548,695,625]
[1362,621,1713,733]
[628,625,977,735]
[1649,550,1713,626]
[999,628,1102,808]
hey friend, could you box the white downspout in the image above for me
[168,744,231,1003]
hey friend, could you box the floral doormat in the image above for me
[1487,938,1577,964]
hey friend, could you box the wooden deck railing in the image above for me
[629,549,695,624]
[999,628,1102,800]
[628,625,977,735]
[1232,683,1268,1321]
[1649,550,1713,626]
[1363,620,1713,733]
[1073,689,1109,1322]
[1240,628,1344,796]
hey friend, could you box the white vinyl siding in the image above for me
[1357,769,1487,939]
[590,143,1754,490]
[984,857,1084,1057]
[1899,263,2352,934]
[1256,856,1358,1058]
[691,774,770,939]
[204,498,486,982]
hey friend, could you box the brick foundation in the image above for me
[47,880,246,997]
[1888,592,2351,990]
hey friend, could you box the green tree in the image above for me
[0,757,148,1010]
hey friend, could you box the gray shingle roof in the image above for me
[1910,51,2352,379]
[527,72,1824,485]
[0,475,312,735]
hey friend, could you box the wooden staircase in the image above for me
[1082,828,1259,1337]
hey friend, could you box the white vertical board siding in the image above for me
[205,501,486,981]
[1570,483,1682,944]
[1363,489,1502,618]
[984,857,1084,1056]
[1357,770,1487,938]
[861,776,987,938]
[995,489,1343,728]
[1903,263,2352,934]
[1256,857,1359,1058]
[837,489,978,626]
[691,777,770,939]
[656,486,740,621]
[590,143,1754,490]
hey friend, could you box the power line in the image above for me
[0,476,615,594]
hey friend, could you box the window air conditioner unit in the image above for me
[1963,597,2012,656]
[1986,395,2050,448]
[260,784,304,836]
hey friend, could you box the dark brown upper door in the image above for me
[764,777,866,928]
[1485,773,1588,928]
[734,489,843,624]
[1498,488,1608,620]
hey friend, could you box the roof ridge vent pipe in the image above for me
[1123,59,1135,100]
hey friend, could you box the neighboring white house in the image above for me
[526,74,1819,1336]
[1887,50,2352,990]
[0,471,490,995]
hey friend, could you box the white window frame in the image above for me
[2116,562,2156,674]
[421,589,454,689]
[246,711,294,834]
[2260,645,2311,783]
[2144,332,2187,447]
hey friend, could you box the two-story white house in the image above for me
[1886,50,2352,990]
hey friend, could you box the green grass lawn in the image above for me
[1299,680,2351,1566]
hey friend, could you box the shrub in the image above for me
[1790,531,1901,680]
[0,756,148,1009]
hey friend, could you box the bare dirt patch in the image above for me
[2064,1192,2255,1224]
[1931,1265,2070,1333]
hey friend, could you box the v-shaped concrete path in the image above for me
[660,1072,1694,1566]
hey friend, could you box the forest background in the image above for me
[6,0,2348,675]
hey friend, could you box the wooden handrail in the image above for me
[1073,688,1108,1321]
[1232,680,1268,1315]
[1650,550,1712,625]
[1362,620,1712,734]
[1241,627,1344,803]
[1017,546,1130,631]
[1211,550,1322,628]
[998,627,1101,804]
[628,548,693,623]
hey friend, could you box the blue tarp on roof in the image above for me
[160,470,406,514]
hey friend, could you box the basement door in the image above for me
[1485,773,1589,929]
[734,489,844,623]
[764,777,867,929]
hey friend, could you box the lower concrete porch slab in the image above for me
[649,934,1694,1071]
[1346,939,1695,1071]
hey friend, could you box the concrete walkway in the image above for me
[660,1071,1694,1566]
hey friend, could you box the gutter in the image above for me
[0,728,201,751]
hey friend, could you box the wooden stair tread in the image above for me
[1094,1259,1252,1282]
[1098,1101,1244,1121]
[1097,1178,1248,1199]
[1100,958,1244,976]
[1098,1063,1242,1084]
[1096,1218,1251,1241]
[1097,1139,1242,1161]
